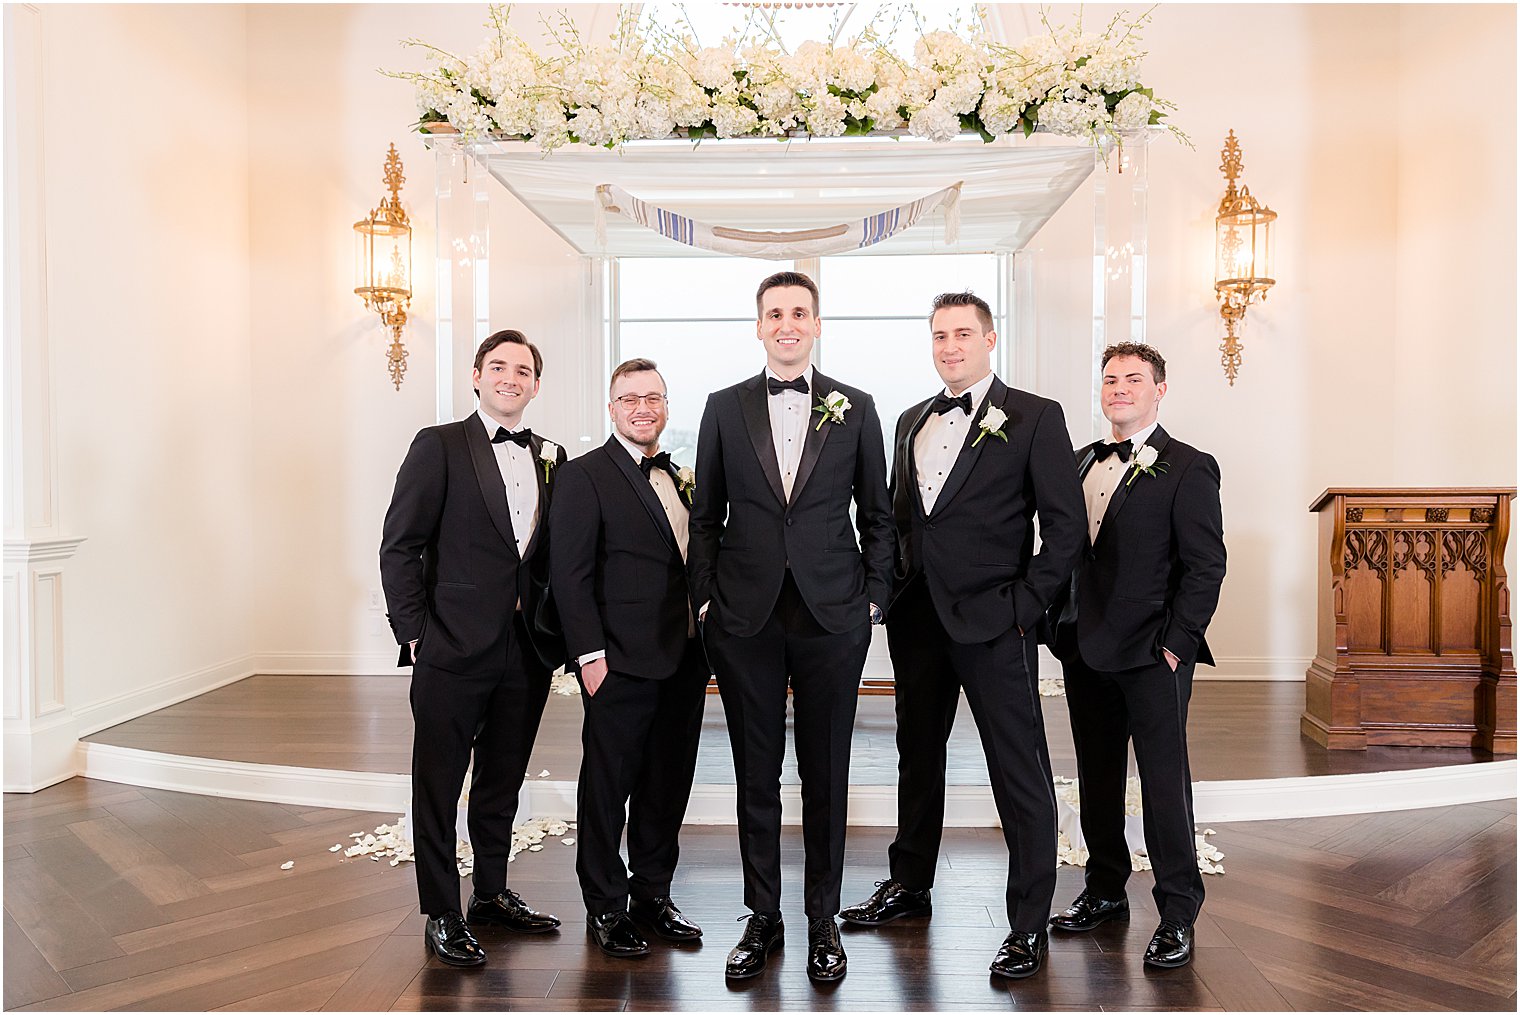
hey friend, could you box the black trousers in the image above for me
[409,613,550,917]
[575,640,709,915]
[885,578,1058,932]
[1063,652,1204,925]
[705,573,872,919]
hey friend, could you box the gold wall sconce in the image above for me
[355,144,412,390]
[1214,130,1276,385]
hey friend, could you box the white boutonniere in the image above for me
[813,390,851,431]
[538,440,559,481]
[676,465,696,504]
[973,404,1008,447]
[1125,443,1168,487]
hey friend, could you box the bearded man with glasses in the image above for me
[549,358,709,958]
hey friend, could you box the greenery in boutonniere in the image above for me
[676,465,696,505]
[1125,443,1168,486]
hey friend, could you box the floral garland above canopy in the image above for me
[393,4,1183,151]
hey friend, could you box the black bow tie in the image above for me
[638,451,672,478]
[766,376,809,396]
[492,427,534,448]
[1093,439,1133,463]
[931,392,973,416]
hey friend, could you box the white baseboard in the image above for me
[78,742,1515,826]
[73,655,256,738]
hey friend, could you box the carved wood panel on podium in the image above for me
[1304,488,1516,753]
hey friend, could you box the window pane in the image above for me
[821,253,1000,319]
[619,256,779,320]
[818,319,943,467]
[617,321,760,462]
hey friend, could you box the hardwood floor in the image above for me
[83,676,1499,785]
[5,779,1514,1011]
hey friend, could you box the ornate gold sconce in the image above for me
[1214,130,1276,385]
[355,144,412,390]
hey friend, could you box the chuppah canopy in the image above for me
[458,133,1100,259]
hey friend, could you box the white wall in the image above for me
[9,3,1515,773]
[36,4,256,727]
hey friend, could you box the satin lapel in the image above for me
[1076,445,1099,480]
[930,377,1007,517]
[788,370,835,505]
[741,372,787,506]
[521,432,553,560]
[465,414,521,560]
[902,398,935,519]
[607,439,678,553]
[1095,424,1171,545]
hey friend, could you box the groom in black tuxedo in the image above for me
[1047,342,1226,970]
[840,291,1086,980]
[380,330,567,966]
[689,271,894,984]
[549,358,709,959]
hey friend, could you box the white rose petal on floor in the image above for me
[1054,775,1225,875]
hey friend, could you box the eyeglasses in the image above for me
[613,393,668,409]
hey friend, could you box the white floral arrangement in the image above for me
[392,5,1182,152]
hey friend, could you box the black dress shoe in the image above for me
[989,930,1048,979]
[425,912,487,966]
[629,896,703,941]
[467,889,561,933]
[1143,920,1194,969]
[1049,889,1130,932]
[587,910,650,958]
[839,878,932,926]
[806,917,847,983]
[725,913,784,979]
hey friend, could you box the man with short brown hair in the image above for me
[380,329,568,966]
[550,358,708,959]
[1047,342,1226,971]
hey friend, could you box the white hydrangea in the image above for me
[1111,90,1154,131]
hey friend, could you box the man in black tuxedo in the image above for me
[839,291,1086,980]
[689,271,893,984]
[549,357,708,959]
[1047,342,1226,970]
[379,330,567,966]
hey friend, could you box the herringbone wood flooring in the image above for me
[4,780,1514,1011]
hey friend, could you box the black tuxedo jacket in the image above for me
[1049,423,1226,671]
[688,370,894,638]
[379,413,567,674]
[549,437,696,680]
[889,377,1086,643]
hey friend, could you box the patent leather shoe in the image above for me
[839,878,932,926]
[587,910,650,958]
[424,912,486,966]
[989,930,1047,979]
[806,917,847,982]
[629,896,703,941]
[725,913,783,979]
[1143,920,1194,969]
[467,889,561,933]
[1049,889,1130,932]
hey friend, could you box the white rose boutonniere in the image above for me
[813,390,851,431]
[1125,443,1168,487]
[973,405,1008,447]
[676,465,696,504]
[538,440,559,481]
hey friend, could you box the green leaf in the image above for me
[959,112,994,144]
[1075,55,1090,68]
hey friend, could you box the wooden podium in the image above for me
[1303,488,1516,752]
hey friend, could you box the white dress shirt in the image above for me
[914,371,996,515]
[765,365,813,501]
[477,408,539,556]
[1082,419,1159,546]
[578,434,693,667]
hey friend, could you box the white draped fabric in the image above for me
[464,134,1097,258]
